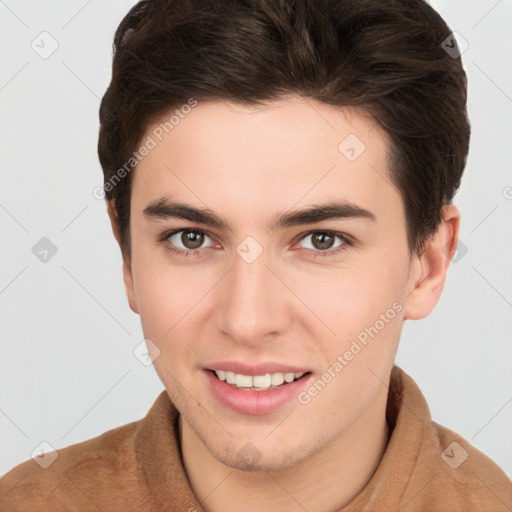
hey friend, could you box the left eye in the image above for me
[297,232,347,252]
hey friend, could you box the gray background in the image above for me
[1,0,511,480]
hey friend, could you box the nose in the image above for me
[216,247,292,346]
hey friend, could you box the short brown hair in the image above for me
[98,0,470,259]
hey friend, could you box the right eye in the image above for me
[159,228,219,257]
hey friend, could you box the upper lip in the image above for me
[206,361,310,375]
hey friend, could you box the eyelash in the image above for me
[158,228,354,259]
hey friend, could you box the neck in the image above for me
[180,389,390,512]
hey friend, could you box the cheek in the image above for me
[130,244,212,337]
[132,261,206,388]
[293,258,407,365]
[299,261,405,327]
[298,270,405,422]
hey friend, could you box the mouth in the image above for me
[210,369,309,391]
[205,362,313,415]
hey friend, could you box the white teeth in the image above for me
[252,374,272,389]
[235,373,253,388]
[214,370,306,390]
[271,373,285,386]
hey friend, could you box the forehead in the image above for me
[131,96,402,228]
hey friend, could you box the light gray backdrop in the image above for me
[1,0,511,480]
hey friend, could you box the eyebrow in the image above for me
[143,197,376,231]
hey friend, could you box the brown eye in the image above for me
[162,228,217,257]
[181,229,204,249]
[311,232,335,250]
[297,231,349,256]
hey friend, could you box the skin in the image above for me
[107,95,459,512]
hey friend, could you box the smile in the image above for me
[206,368,312,415]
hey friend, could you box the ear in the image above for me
[403,204,460,320]
[106,200,139,315]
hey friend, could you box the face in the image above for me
[121,95,421,471]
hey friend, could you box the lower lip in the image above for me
[205,370,311,415]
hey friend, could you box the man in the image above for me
[1,0,511,510]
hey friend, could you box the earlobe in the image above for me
[106,200,140,315]
[403,204,460,320]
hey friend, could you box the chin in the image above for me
[208,437,313,473]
